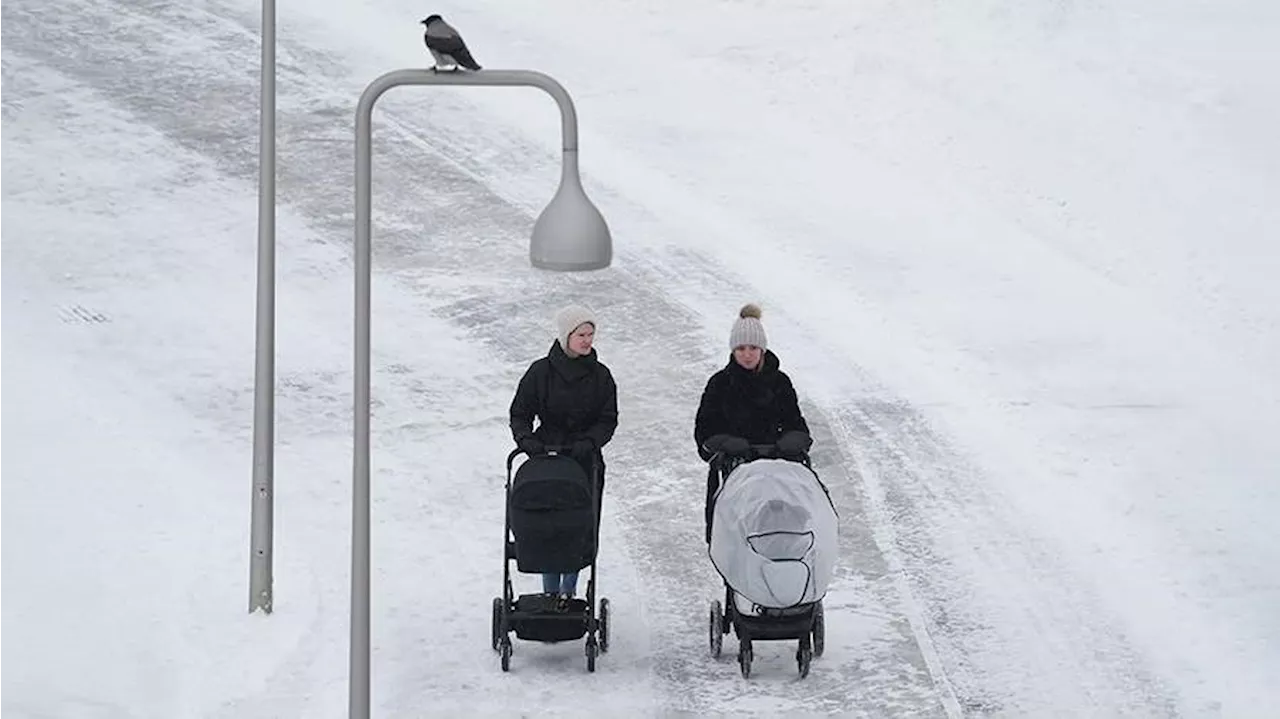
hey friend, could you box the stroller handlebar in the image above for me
[709,443,812,472]
[506,445,600,478]
[507,444,572,462]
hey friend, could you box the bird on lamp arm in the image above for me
[421,14,482,72]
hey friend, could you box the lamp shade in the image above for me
[530,152,612,271]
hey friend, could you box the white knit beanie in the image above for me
[555,304,597,349]
[728,303,767,350]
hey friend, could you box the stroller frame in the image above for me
[706,445,828,678]
[492,447,610,673]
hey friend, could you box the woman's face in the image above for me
[733,344,762,371]
[567,323,595,356]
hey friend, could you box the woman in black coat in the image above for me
[694,304,812,542]
[509,304,618,600]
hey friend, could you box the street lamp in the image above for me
[350,68,612,718]
[248,0,276,616]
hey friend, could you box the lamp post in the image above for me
[350,68,612,718]
[248,0,276,616]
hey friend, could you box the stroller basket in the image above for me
[511,593,593,642]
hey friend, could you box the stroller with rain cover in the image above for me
[492,446,610,672]
[706,445,838,678]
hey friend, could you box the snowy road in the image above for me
[4,0,1278,716]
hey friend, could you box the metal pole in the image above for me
[351,68,583,719]
[249,0,276,615]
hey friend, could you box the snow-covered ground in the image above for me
[4,0,1278,716]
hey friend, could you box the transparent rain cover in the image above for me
[709,458,839,609]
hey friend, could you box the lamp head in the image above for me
[529,172,612,272]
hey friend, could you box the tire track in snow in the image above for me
[825,405,965,718]
[822,397,1180,716]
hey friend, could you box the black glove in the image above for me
[701,434,729,456]
[720,435,750,457]
[701,429,747,458]
[776,430,812,456]
[517,436,545,456]
[570,438,595,459]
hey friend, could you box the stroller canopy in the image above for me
[709,458,838,609]
[509,454,597,573]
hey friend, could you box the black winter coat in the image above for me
[693,349,809,461]
[510,341,618,457]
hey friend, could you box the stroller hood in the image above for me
[709,458,838,609]
[509,454,597,573]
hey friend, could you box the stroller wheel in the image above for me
[709,600,724,658]
[797,635,813,678]
[812,601,825,657]
[491,596,504,651]
[738,639,753,679]
[598,597,611,654]
[499,639,512,672]
[585,638,598,673]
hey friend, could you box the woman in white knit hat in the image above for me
[509,303,618,603]
[693,303,812,543]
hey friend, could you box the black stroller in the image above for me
[492,446,610,672]
[706,445,836,678]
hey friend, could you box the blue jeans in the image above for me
[542,572,578,596]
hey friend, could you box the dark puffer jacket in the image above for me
[693,349,810,543]
[694,349,809,460]
[510,341,618,463]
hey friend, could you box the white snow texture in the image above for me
[3,0,1278,717]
